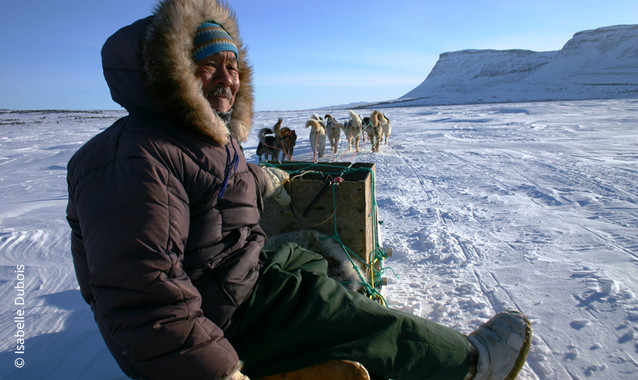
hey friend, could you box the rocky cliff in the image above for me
[395,24,638,106]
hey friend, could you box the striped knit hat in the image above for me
[192,21,238,62]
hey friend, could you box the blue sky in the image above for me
[1,0,637,111]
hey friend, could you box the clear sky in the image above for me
[1,0,637,111]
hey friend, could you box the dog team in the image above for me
[257,110,392,162]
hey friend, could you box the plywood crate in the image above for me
[259,162,379,271]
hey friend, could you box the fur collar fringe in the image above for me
[143,0,254,144]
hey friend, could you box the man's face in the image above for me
[195,51,240,113]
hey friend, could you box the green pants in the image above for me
[229,243,472,380]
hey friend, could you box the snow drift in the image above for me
[2,100,638,379]
[396,24,638,106]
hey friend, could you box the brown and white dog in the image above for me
[305,114,326,162]
[278,126,297,161]
[324,114,343,154]
[372,110,391,145]
[367,111,384,152]
[343,110,363,152]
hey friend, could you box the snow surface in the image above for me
[397,25,638,107]
[1,99,638,379]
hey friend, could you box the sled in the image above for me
[259,162,388,300]
[255,360,371,380]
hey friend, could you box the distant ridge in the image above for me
[372,24,638,108]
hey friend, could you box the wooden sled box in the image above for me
[259,162,381,277]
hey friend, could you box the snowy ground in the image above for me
[1,99,637,379]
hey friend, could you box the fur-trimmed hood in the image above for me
[102,0,253,144]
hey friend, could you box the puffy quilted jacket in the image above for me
[66,1,266,378]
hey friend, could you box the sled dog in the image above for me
[367,111,383,152]
[257,118,295,161]
[324,114,343,154]
[361,116,371,145]
[306,114,326,162]
[278,126,297,161]
[343,110,363,152]
[256,127,281,161]
[372,110,391,145]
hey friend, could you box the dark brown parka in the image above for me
[66,1,267,378]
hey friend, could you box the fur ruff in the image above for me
[143,0,254,145]
[263,230,368,291]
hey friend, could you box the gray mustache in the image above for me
[206,87,233,100]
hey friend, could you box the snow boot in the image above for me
[467,310,532,380]
[254,360,371,380]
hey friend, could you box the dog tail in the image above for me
[273,118,283,137]
[378,111,390,125]
[306,119,325,135]
[348,110,362,127]
[370,110,380,127]
[258,127,273,143]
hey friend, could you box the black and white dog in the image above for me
[256,127,280,161]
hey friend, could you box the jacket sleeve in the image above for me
[69,156,239,380]
[247,162,268,195]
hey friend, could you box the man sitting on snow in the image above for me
[66,0,531,379]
